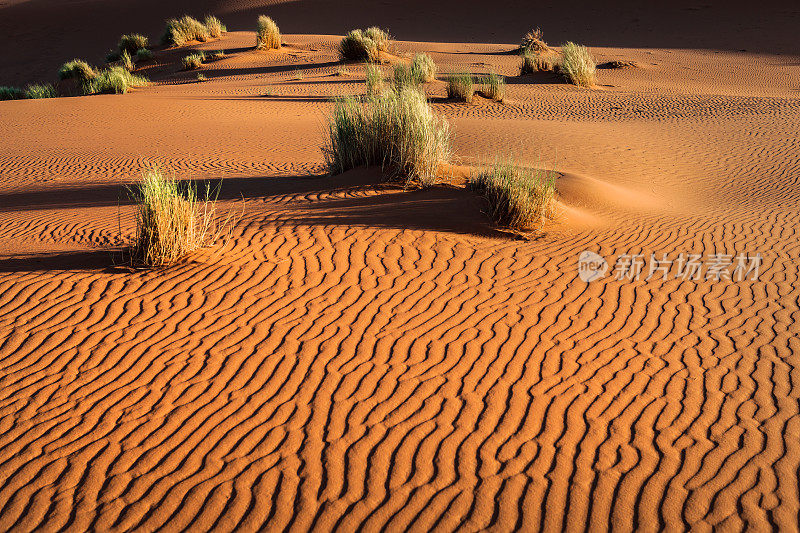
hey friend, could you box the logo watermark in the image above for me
[578,252,762,283]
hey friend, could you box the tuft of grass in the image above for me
[0,86,25,100]
[208,49,225,60]
[162,16,210,46]
[365,63,384,95]
[482,71,505,101]
[196,73,207,82]
[520,50,557,75]
[470,157,556,231]
[136,48,154,61]
[560,42,596,87]
[25,83,57,99]
[447,72,474,102]
[204,15,226,38]
[364,27,390,52]
[119,34,149,55]
[338,29,383,62]
[129,168,228,267]
[323,85,451,187]
[411,53,436,82]
[181,51,206,70]
[87,67,148,94]
[520,28,549,53]
[119,50,134,71]
[256,15,281,50]
[59,59,97,82]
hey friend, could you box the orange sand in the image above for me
[1,2,799,531]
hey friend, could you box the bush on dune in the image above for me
[520,28,549,53]
[162,16,211,46]
[338,27,389,62]
[323,85,450,187]
[470,157,556,231]
[181,52,206,70]
[129,168,226,267]
[560,42,596,87]
[393,53,437,89]
[0,86,25,100]
[119,34,149,55]
[25,83,57,99]
[58,59,97,82]
[520,50,557,75]
[256,15,281,50]
[447,72,474,102]
[136,48,154,61]
[204,16,226,39]
[87,67,148,94]
[482,71,505,101]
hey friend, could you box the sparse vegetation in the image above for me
[208,50,225,60]
[196,73,207,82]
[25,83,57,99]
[560,42,596,87]
[482,71,505,101]
[520,28,549,53]
[323,85,451,187]
[338,27,389,62]
[256,16,281,50]
[58,59,97,82]
[520,50,557,75]
[88,67,148,94]
[162,16,210,46]
[365,63,384,95]
[204,16,226,39]
[181,52,206,70]
[129,168,227,267]
[120,50,134,71]
[447,72,474,102]
[393,53,437,89]
[470,157,556,230]
[136,48,154,61]
[0,86,25,100]
[119,34,149,55]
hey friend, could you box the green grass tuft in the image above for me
[25,83,57,99]
[447,72,474,102]
[364,27,390,52]
[129,168,228,267]
[196,73,207,82]
[0,86,25,100]
[256,15,281,50]
[119,34,149,55]
[482,71,505,101]
[162,16,210,46]
[136,48,154,61]
[181,51,206,70]
[393,53,437,89]
[470,157,556,231]
[323,85,450,187]
[58,59,97,81]
[560,42,596,87]
[119,50,134,71]
[87,67,148,94]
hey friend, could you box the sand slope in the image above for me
[1,17,800,533]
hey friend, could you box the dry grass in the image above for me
[520,28,550,53]
[365,63,384,96]
[162,16,210,46]
[87,67,149,94]
[119,50,134,71]
[323,85,451,187]
[482,71,505,101]
[204,16,226,38]
[560,42,596,87]
[208,50,226,60]
[520,50,557,75]
[119,34,149,55]
[447,72,474,102]
[338,28,389,62]
[196,73,207,82]
[25,83,57,99]
[129,168,230,267]
[256,16,281,50]
[58,59,97,82]
[181,52,205,70]
[470,157,556,231]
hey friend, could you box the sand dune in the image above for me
[1,4,800,531]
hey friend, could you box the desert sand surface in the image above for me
[1,1,800,531]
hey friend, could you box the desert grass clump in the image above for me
[0,86,25,100]
[204,16,226,38]
[129,169,224,267]
[447,72,474,102]
[470,158,556,230]
[482,71,505,101]
[162,16,210,46]
[560,42,596,87]
[25,83,57,99]
[411,53,436,83]
[58,59,97,82]
[520,28,549,53]
[196,73,207,82]
[136,48,154,61]
[338,29,383,62]
[520,50,556,75]
[364,27,390,52]
[119,50,135,71]
[119,34,149,55]
[365,63,384,96]
[181,52,206,70]
[323,85,451,187]
[88,67,148,94]
[256,16,281,50]
[208,49,225,60]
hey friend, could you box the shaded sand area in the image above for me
[1,8,800,532]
